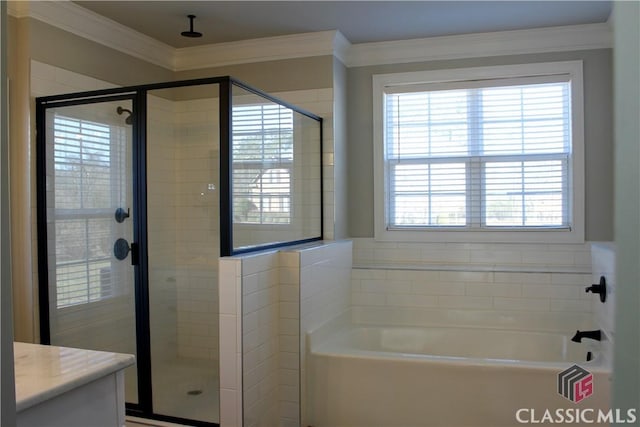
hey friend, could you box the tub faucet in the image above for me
[571,330,602,343]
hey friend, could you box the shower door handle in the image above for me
[114,238,139,265]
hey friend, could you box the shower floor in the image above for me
[126,357,219,424]
[153,358,219,423]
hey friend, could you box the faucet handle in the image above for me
[585,276,607,303]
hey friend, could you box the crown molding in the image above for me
[173,30,340,71]
[346,23,612,67]
[9,0,175,70]
[8,2,612,72]
[332,31,352,66]
[7,1,30,18]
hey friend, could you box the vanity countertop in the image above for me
[14,342,135,412]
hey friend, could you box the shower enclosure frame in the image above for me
[35,76,323,426]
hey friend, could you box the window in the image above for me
[232,104,293,224]
[373,62,584,243]
[52,115,126,307]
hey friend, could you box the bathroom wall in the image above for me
[276,88,335,241]
[347,48,613,241]
[1,5,17,424]
[174,96,220,361]
[147,94,179,363]
[298,241,352,427]
[218,240,352,427]
[351,239,594,331]
[219,251,278,427]
[590,242,614,366]
[230,90,323,251]
[176,58,338,243]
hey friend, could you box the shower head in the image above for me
[116,106,133,125]
[181,14,203,38]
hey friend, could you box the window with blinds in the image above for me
[52,115,124,307]
[383,77,572,232]
[232,104,293,224]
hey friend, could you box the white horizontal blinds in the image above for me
[385,77,571,230]
[53,115,122,307]
[386,89,469,226]
[232,104,293,224]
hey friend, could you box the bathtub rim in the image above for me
[309,323,611,373]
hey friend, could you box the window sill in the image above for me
[375,227,584,244]
[352,262,591,274]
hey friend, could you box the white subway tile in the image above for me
[550,299,593,312]
[465,283,522,297]
[279,368,298,386]
[440,271,494,283]
[522,284,579,299]
[279,352,299,369]
[410,282,466,296]
[437,295,493,309]
[351,292,386,306]
[551,273,591,285]
[387,294,438,308]
[220,389,238,427]
[493,297,550,311]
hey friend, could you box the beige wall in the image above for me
[1,3,17,425]
[28,18,173,86]
[332,57,349,239]
[175,55,334,93]
[347,49,613,241]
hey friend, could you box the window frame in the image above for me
[372,61,584,243]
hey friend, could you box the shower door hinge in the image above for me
[130,242,139,266]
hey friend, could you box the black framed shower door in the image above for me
[35,79,229,427]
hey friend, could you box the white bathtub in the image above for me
[307,325,611,427]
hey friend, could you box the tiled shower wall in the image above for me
[276,89,335,241]
[590,242,615,365]
[351,238,595,331]
[148,93,220,363]
[147,94,179,363]
[218,241,352,427]
[174,96,220,361]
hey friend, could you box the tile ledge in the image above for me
[352,263,591,274]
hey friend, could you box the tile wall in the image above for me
[590,242,615,365]
[147,94,179,364]
[276,89,335,241]
[298,241,352,427]
[351,238,595,331]
[218,241,352,427]
[173,96,220,361]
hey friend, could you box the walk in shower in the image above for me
[36,77,323,426]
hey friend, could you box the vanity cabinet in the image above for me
[14,342,134,427]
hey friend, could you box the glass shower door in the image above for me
[146,85,220,424]
[43,98,139,404]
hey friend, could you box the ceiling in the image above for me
[74,1,612,49]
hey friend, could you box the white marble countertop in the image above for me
[14,342,135,412]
